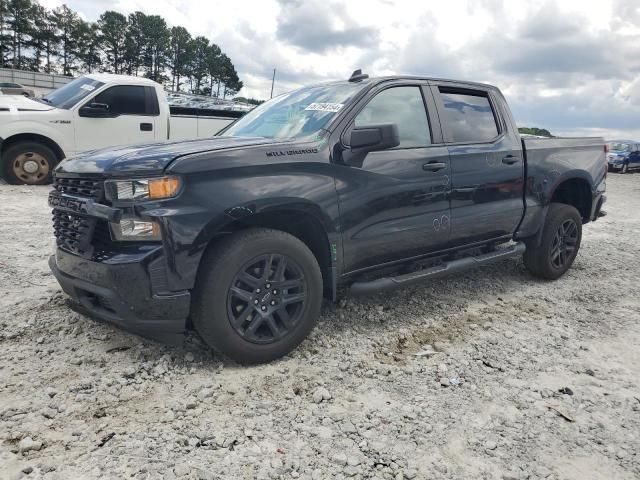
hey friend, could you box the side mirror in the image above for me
[350,123,400,152]
[79,102,110,118]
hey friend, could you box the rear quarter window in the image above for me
[439,89,499,143]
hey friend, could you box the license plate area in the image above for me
[48,191,89,215]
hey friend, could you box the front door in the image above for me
[74,85,158,154]
[335,84,452,273]
[432,84,524,245]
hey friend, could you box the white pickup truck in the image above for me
[0,73,243,185]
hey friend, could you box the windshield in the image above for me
[41,77,105,109]
[221,83,366,140]
[607,142,632,152]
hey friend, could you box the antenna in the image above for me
[270,68,276,98]
[348,69,369,82]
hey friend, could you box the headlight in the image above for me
[106,177,181,202]
[110,219,161,241]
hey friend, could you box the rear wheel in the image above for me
[524,203,582,280]
[1,141,57,185]
[192,228,323,363]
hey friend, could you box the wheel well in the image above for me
[550,178,592,222]
[2,133,65,161]
[210,210,333,292]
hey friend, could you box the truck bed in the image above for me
[517,135,606,238]
[169,106,244,141]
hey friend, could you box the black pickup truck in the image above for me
[48,70,607,363]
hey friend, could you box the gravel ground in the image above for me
[1,174,639,480]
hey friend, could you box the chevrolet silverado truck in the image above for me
[0,73,242,185]
[48,70,607,363]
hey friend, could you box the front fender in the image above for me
[140,165,341,292]
[0,118,72,157]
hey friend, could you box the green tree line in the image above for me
[518,127,553,137]
[0,0,243,98]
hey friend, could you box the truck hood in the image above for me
[608,150,629,158]
[0,96,53,111]
[56,136,282,175]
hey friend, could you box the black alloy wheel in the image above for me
[227,254,307,344]
[523,203,582,280]
[192,228,323,364]
[550,219,578,270]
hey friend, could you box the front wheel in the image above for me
[192,228,323,363]
[1,141,57,185]
[524,203,582,280]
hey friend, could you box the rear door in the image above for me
[431,83,524,245]
[74,85,159,153]
[335,82,452,273]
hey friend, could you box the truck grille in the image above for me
[52,175,108,257]
[52,210,97,256]
[53,176,104,201]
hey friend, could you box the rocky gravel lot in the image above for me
[1,174,639,480]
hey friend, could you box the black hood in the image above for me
[55,136,280,176]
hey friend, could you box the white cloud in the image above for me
[42,0,640,139]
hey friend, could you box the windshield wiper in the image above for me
[40,98,51,104]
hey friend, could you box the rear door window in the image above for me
[438,89,499,143]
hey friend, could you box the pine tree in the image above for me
[0,0,10,68]
[123,11,145,76]
[77,21,100,73]
[187,35,209,94]
[40,8,58,73]
[7,0,33,70]
[206,43,222,97]
[168,26,192,91]
[97,11,127,74]
[51,5,82,76]
[140,14,169,83]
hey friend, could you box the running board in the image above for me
[350,242,526,296]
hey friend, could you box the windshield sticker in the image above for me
[79,84,96,91]
[305,102,344,113]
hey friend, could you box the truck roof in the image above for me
[85,73,160,87]
[305,74,501,94]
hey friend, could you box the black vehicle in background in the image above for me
[48,70,607,363]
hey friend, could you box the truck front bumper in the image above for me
[49,248,190,342]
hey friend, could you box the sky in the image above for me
[39,0,640,139]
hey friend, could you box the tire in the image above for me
[621,163,628,174]
[524,203,582,280]
[1,141,57,185]
[192,228,323,364]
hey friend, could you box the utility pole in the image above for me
[270,68,276,98]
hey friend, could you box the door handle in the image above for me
[423,161,447,172]
[501,155,520,165]
[140,122,153,132]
